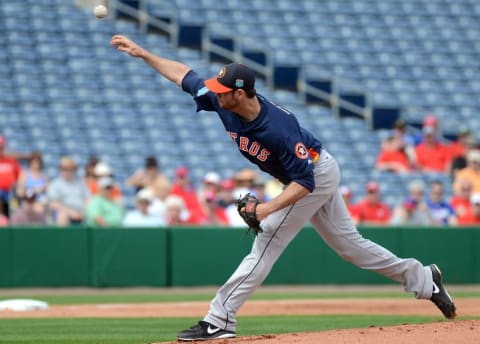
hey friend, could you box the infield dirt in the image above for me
[0,286,478,343]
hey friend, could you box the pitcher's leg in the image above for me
[204,205,305,331]
[310,187,433,299]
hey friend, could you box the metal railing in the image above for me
[107,0,371,122]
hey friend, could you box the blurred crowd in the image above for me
[0,134,283,228]
[355,113,480,227]
[375,114,479,178]
[1,113,479,229]
[341,178,480,227]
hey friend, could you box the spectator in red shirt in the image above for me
[198,171,221,216]
[0,135,21,218]
[414,124,451,173]
[391,119,416,163]
[458,193,480,226]
[356,181,392,225]
[449,126,471,161]
[450,179,472,221]
[340,185,359,225]
[202,190,229,226]
[170,166,207,224]
[376,136,412,173]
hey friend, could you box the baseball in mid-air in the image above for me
[94,5,108,19]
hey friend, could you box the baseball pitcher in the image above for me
[111,35,456,342]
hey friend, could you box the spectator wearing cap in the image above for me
[123,188,164,227]
[391,180,432,226]
[164,195,189,226]
[217,179,236,208]
[233,168,256,191]
[15,151,49,214]
[356,181,392,225]
[198,171,221,214]
[426,180,456,226]
[202,190,229,226]
[10,190,47,226]
[126,156,169,192]
[413,114,445,146]
[0,135,21,218]
[414,117,451,173]
[340,186,359,225]
[450,179,473,221]
[376,136,412,173]
[457,193,480,226]
[86,177,124,227]
[47,157,90,226]
[148,176,172,221]
[454,150,480,194]
[86,161,123,204]
[170,166,207,224]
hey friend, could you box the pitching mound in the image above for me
[159,320,479,344]
[0,294,478,343]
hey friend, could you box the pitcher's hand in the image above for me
[111,35,146,58]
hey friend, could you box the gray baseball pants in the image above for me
[204,150,433,332]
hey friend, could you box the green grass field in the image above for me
[0,315,444,344]
[0,290,478,344]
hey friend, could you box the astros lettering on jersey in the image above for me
[182,70,322,192]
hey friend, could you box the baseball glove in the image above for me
[237,193,263,235]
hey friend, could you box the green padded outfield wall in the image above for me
[0,226,478,287]
[167,226,479,286]
[0,230,11,287]
[398,226,477,284]
[90,228,168,287]
[10,228,89,286]
[169,228,252,286]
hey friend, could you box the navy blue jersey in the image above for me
[182,70,322,192]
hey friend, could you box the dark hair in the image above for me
[85,155,99,177]
[87,155,99,166]
[29,151,43,169]
[245,88,257,98]
[145,156,158,168]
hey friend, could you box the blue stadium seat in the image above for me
[2,0,479,204]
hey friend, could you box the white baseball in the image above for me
[94,5,108,19]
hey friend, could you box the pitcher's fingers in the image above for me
[111,34,126,41]
[115,45,129,53]
[111,36,127,46]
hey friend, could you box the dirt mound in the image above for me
[161,320,480,344]
[1,295,478,343]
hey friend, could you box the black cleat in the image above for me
[177,321,236,341]
[430,264,456,319]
